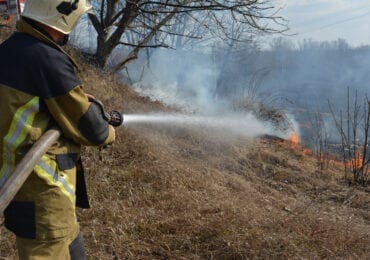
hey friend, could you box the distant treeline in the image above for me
[215,38,370,111]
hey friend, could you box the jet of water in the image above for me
[123,113,288,139]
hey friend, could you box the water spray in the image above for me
[123,113,290,139]
[89,98,293,140]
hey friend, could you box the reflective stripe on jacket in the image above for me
[0,18,115,188]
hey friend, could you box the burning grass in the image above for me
[0,39,369,259]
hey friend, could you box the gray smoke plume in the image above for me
[129,49,220,113]
[123,38,370,146]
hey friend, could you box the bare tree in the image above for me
[87,0,287,70]
[329,88,370,186]
[308,111,330,173]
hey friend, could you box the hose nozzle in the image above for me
[90,98,124,127]
[107,110,124,127]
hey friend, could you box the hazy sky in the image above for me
[276,0,370,47]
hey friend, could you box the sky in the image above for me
[275,0,370,47]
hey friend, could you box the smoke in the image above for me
[127,39,370,109]
[123,38,370,146]
[129,49,221,113]
[256,39,370,146]
[123,44,300,139]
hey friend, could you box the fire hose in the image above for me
[0,129,61,214]
[0,99,123,214]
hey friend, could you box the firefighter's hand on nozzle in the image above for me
[88,97,124,127]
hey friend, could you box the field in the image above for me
[0,28,369,259]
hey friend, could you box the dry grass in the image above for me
[77,126,370,259]
[0,30,369,259]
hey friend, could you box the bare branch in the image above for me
[88,0,288,68]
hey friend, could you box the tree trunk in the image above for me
[96,33,114,68]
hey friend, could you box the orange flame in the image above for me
[288,131,299,149]
[347,149,364,170]
[283,131,313,155]
[284,131,368,174]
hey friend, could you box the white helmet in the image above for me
[21,0,92,34]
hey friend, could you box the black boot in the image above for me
[69,232,87,260]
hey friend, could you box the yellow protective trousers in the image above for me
[4,155,80,259]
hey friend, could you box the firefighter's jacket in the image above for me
[0,19,115,240]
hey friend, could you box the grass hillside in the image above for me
[0,29,369,259]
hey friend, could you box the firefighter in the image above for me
[0,0,116,259]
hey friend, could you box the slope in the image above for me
[0,35,369,259]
